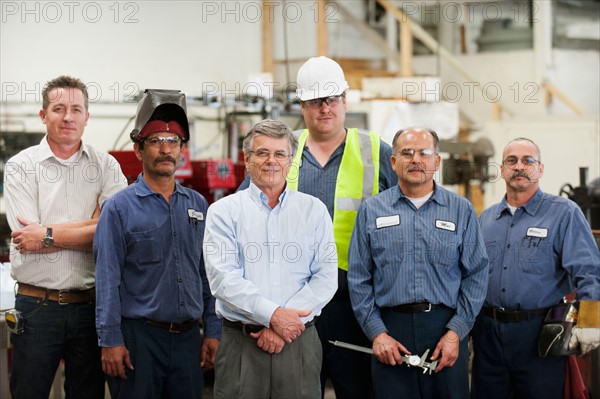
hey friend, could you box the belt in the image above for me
[145,319,197,333]
[483,307,548,323]
[223,319,316,335]
[388,302,442,313]
[17,283,95,304]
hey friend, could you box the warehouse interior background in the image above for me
[1,0,599,397]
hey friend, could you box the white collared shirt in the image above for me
[5,136,127,289]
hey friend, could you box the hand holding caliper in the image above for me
[329,338,438,375]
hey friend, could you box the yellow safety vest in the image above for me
[287,128,381,271]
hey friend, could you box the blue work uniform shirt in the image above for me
[479,188,600,309]
[94,174,221,347]
[348,183,489,341]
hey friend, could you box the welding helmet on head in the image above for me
[130,89,190,142]
[296,56,349,101]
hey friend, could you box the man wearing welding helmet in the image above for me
[94,89,221,399]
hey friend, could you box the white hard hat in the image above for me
[296,56,349,101]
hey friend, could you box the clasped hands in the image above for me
[251,307,311,354]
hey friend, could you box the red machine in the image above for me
[109,150,242,203]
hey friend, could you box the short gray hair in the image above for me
[503,137,542,162]
[392,127,440,153]
[242,119,298,157]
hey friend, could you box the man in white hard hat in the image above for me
[240,56,397,398]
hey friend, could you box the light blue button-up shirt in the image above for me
[203,182,338,326]
[348,183,489,341]
[479,188,600,309]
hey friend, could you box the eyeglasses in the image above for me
[396,148,437,160]
[249,149,291,161]
[144,136,182,148]
[304,95,343,109]
[502,156,539,166]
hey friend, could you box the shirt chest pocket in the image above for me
[520,238,552,274]
[370,225,404,267]
[428,231,459,267]
[127,227,163,266]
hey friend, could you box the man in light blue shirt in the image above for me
[348,128,489,399]
[204,119,338,399]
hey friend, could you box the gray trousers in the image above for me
[214,323,322,399]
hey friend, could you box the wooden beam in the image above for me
[331,0,403,68]
[377,0,515,116]
[262,0,274,73]
[491,103,502,121]
[543,82,584,116]
[399,17,412,76]
[316,0,328,56]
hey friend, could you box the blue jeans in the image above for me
[373,306,469,399]
[10,294,105,399]
[316,298,373,399]
[471,315,565,399]
[106,318,204,399]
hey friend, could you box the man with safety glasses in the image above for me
[237,56,398,399]
[204,119,337,398]
[93,89,221,399]
[348,127,489,398]
[472,138,600,399]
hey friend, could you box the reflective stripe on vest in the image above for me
[287,128,380,271]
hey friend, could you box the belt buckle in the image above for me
[424,303,432,312]
[492,307,505,320]
[168,323,181,334]
[57,290,70,305]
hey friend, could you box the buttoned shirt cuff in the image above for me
[365,319,389,342]
[203,317,222,339]
[255,299,281,327]
[446,316,470,341]
[97,327,124,348]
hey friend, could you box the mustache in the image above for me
[154,156,177,165]
[510,171,530,180]
[408,165,425,173]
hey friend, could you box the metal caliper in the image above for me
[328,340,438,374]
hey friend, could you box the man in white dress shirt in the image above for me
[204,119,338,398]
[5,75,127,399]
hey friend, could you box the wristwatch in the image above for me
[41,227,54,248]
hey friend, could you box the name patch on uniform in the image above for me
[376,215,400,229]
[526,227,548,238]
[187,209,204,221]
[435,220,456,232]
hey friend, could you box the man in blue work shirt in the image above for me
[348,127,489,399]
[94,89,221,399]
[471,138,600,399]
[239,56,398,399]
[204,119,338,398]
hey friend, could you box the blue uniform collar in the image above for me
[133,173,190,199]
[496,188,543,219]
[393,181,447,207]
